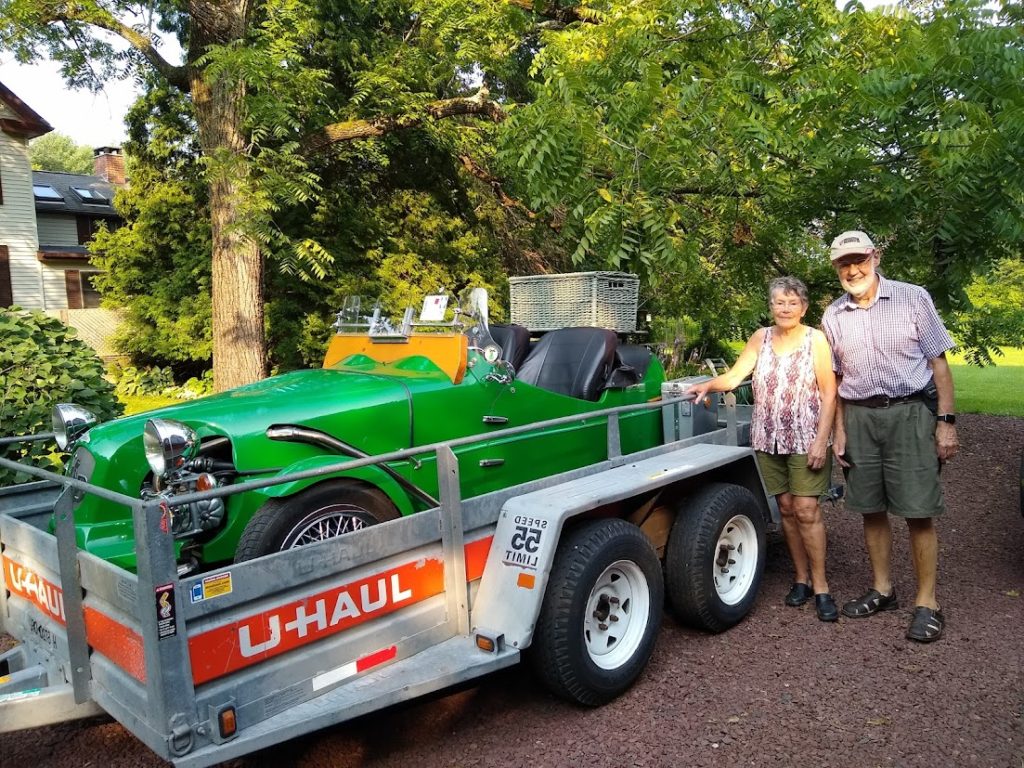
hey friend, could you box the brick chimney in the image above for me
[93,146,125,185]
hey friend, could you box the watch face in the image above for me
[938,414,956,424]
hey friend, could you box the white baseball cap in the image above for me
[830,230,875,261]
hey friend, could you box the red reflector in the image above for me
[195,473,216,492]
[356,645,397,673]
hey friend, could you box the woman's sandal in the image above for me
[841,588,899,618]
[785,582,814,607]
[906,606,945,642]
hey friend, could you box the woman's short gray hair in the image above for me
[768,276,809,305]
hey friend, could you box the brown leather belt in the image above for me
[843,393,923,408]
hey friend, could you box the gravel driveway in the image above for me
[2,413,1022,768]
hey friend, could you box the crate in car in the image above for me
[509,272,640,332]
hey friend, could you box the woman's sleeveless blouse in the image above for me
[750,327,821,454]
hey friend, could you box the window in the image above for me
[82,272,102,308]
[72,187,108,205]
[33,185,63,201]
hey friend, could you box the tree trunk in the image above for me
[189,0,266,391]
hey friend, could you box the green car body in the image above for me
[65,333,666,572]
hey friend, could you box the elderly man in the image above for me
[822,230,958,643]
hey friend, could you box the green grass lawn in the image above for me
[949,347,1024,418]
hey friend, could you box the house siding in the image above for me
[0,129,43,308]
[37,213,81,247]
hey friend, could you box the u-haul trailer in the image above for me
[0,391,776,766]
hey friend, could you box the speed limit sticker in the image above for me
[501,515,548,570]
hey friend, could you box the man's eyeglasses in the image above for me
[834,253,873,269]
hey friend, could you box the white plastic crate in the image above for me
[509,271,639,332]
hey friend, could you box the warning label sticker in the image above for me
[155,583,177,639]
[190,572,233,604]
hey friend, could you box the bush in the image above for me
[112,365,176,397]
[0,308,123,485]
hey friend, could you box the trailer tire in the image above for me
[529,519,663,706]
[665,482,765,633]
[235,479,399,562]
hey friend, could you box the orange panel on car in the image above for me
[324,333,468,383]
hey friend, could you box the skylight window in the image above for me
[72,187,108,204]
[33,185,63,201]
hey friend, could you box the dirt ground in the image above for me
[2,413,1022,768]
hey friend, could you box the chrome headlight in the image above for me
[52,404,98,450]
[143,418,199,477]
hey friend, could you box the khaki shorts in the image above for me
[756,450,832,498]
[842,400,944,518]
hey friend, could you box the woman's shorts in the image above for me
[755,450,832,498]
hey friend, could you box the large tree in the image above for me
[1,0,519,389]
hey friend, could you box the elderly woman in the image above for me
[688,277,838,621]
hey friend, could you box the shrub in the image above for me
[113,365,176,398]
[0,308,123,485]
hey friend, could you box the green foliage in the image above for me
[500,0,1024,353]
[87,84,213,372]
[953,257,1024,365]
[29,132,95,174]
[0,308,122,485]
[111,365,176,398]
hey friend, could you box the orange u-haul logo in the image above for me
[189,557,445,684]
[3,556,66,624]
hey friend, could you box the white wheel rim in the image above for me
[584,559,651,670]
[713,514,759,605]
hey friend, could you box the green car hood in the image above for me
[75,364,451,506]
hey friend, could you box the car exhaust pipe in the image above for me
[265,425,440,508]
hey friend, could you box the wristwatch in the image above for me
[936,413,956,424]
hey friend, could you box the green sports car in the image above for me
[53,291,666,573]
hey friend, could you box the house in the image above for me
[33,159,122,309]
[1,80,125,359]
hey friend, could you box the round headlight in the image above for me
[52,404,98,450]
[144,418,199,477]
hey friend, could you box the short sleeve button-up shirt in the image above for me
[822,276,954,400]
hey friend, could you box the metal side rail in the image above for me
[173,636,519,768]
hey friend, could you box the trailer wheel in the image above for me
[530,519,663,706]
[235,479,399,562]
[665,482,765,633]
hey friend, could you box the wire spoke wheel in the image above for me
[283,504,374,548]
[235,480,400,562]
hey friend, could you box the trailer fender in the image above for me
[471,443,770,650]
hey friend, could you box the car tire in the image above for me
[665,482,766,633]
[235,479,400,562]
[529,518,663,706]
